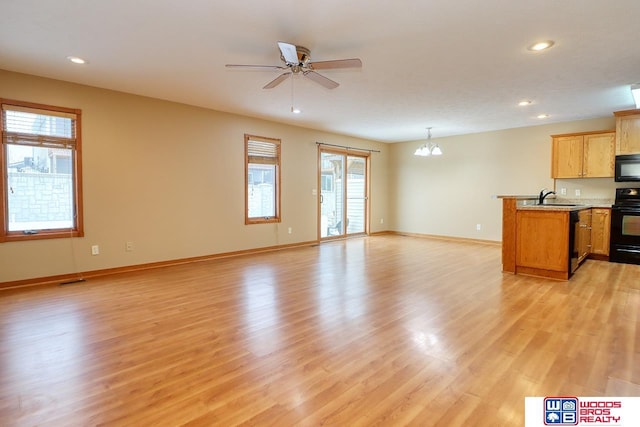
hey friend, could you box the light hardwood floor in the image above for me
[1,235,639,426]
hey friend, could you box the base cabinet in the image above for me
[501,198,606,281]
[590,208,611,256]
[577,209,592,263]
[515,210,570,279]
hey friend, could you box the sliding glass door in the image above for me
[319,149,368,239]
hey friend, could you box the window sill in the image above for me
[245,218,281,225]
[1,229,83,242]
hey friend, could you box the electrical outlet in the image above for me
[560,188,567,195]
[91,245,99,255]
[380,218,384,224]
[476,224,481,231]
[288,227,292,234]
[125,241,134,252]
[575,189,581,197]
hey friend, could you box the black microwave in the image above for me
[615,154,640,182]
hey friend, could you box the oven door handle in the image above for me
[612,207,640,215]
[617,248,640,254]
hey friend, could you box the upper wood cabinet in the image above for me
[551,131,615,178]
[552,135,582,178]
[584,133,616,177]
[614,109,640,155]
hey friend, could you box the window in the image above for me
[245,134,280,224]
[1,99,83,242]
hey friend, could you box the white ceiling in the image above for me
[1,0,639,142]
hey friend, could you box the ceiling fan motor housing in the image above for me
[280,45,311,69]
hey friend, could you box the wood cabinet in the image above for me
[515,210,570,279]
[502,201,608,280]
[501,198,517,273]
[577,209,592,263]
[590,208,611,257]
[552,135,582,178]
[614,109,640,155]
[551,131,615,178]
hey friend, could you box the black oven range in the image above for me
[610,188,640,265]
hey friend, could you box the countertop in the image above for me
[517,198,613,211]
[518,204,591,212]
[496,195,539,200]
[498,194,613,210]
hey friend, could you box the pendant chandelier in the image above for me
[414,127,442,156]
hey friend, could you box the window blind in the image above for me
[247,138,280,165]
[2,104,77,148]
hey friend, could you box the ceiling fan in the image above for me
[226,41,362,89]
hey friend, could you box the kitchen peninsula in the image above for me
[500,196,612,280]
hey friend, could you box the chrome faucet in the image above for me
[538,189,556,205]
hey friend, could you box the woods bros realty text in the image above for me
[577,400,621,423]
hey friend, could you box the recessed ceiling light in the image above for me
[537,114,549,119]
[527,40,555,51]
[518,100,532,106]
[66,56,87,64]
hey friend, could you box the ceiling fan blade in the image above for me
[303,71,339,89]
[263,72,291,89]
[310,58,362,70]
[226,64,287,70]
[277,41,299,65]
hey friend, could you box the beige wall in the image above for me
[554,177,630,199]
[0,69,622,284]
[0,70,389,283]
[389,116,616,242]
